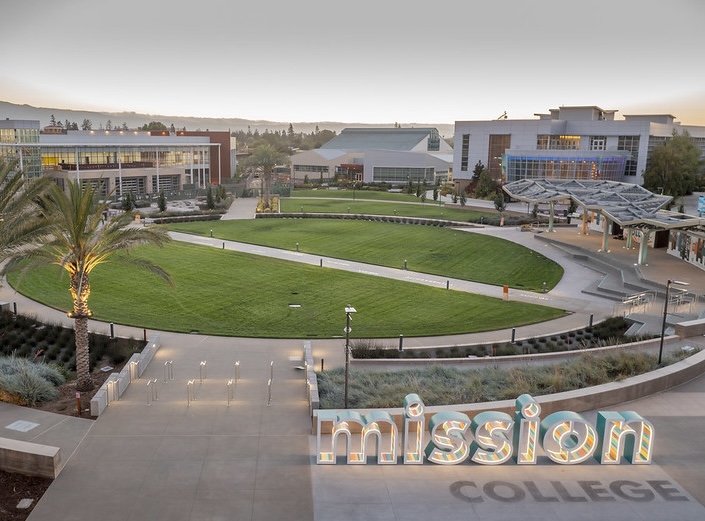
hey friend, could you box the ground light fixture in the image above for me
[658,279,689,365]
[344,305,356,409]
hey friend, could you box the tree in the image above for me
[245,144,287,210]
[494,193,506,214]
[14,181,172,391]
[81,119,92,130]
[206,186,215,210]
[643,130,703,197]
[157,190,167,212]
[472,160,485,182]
[141,121,168,131]
[0,159,54,261]
[121,191,135,212]
[474,169,497,199]
[494,193,506,225]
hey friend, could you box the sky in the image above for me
[2,0,705,125]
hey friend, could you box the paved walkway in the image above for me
[0,200,703,520]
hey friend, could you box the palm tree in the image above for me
[246,144,288,210]
[0,159,54,261]
[11,180,172,391]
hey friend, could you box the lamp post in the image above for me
[658,279,689,365]
[344,305,356,409]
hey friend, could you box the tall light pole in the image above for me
[344,305,356,409]
[658,279,689,365]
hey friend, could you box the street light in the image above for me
[658,279,689,365]
[344,305,357,409]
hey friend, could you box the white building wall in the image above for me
[454,110,705,186]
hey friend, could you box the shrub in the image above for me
[0,356,63,406]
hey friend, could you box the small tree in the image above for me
[494,193,506,214]
[206,186,215,210]
[459,190,467,206]
[157,190,167,212]
[433,186,439,201]
[474,170,497,199]
[121,191,135,212]
[494,193,506,226]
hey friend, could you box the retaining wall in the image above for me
[90,333,161,416]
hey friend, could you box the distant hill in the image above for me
[0,101,455,138]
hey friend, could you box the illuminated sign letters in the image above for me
[316,394,654,466]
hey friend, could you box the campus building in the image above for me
[290,127,453,186]
[453,106,705,185]
[0,119,234,196]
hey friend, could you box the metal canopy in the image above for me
[503,178,703,230]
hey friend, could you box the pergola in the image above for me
[503,179,705,265]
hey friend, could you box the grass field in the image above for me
[167,219,563,291]
[281,198,494,221]
[291,189,420,201]
[7,242,566,338]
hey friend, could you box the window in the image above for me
[373,167,434,183]
[618,136,640,176]
[460,134,470,171]
[427,129,440,152]
[590,136,606,151]
[488,134,510,180]
[537,135,581,150]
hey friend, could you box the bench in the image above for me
[0,437,61,479]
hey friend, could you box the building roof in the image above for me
[320,128,436,151]
[503,178,704,230]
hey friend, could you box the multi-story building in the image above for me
[0,119,234,196]
[453,106,705,186]
[290,127,453,186]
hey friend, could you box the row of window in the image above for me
[505,156,626,183]
[293,164,329,173]
[40,146,209,170]
[373,167,435,183]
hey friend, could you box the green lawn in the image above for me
[168,220,563,291]
[292,189,420,202]
[7,242,566,338]
[281,198,494,221]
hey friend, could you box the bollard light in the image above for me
[344,305,357,409]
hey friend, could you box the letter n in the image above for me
[596,411,654,464]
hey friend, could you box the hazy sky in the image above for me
[3,0,705,125]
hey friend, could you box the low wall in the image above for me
[90,333,162,416]
[351,335,668,370]
[675,317,705,337]
[0,437,61,479]
[311,343,705,434]
[256,212,479,228]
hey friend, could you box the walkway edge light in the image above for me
[344,305,357,409]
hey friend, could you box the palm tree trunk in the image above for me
[70,271,94,391]
[74,315,93,391]
[264,170,272,209]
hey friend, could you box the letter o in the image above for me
[483,481,526,503]
[450,481,483,503]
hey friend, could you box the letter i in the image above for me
[403,394,425,464]
[514,394,540,464]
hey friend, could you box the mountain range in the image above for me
[0,101,455,138]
